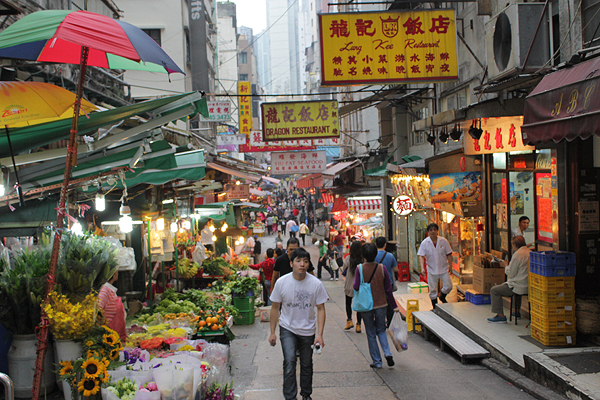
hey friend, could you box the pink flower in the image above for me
[146,382,158,391]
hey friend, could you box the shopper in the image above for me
[287,218,298,238]
[299,221,309,246]
[266,215,274,235]
[253,235,262,263]
[417,223,453,306]
[333,229,345,257]
[326,242,339,281]
[353,243,398,368]
[271,238,315,290]
[488,236,531,323]
[98,271,127,343]
[317,239,330,279]
[270,248,328,400]
[250,248,275,306]
[342,241,363,333]
[375,236,398,327]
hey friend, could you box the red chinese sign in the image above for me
[392,195,414,216]
[463,117,535,155]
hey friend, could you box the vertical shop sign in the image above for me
[188,0,209,91]
[238,81,252,136]
[551,149,559,250]
[501,178,507,204]
[536,173,553,243]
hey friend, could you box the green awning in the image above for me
[365,149,398,177]
[0,92,208,158]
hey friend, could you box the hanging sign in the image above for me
[463,117,535,155]
[392,195,414,215]
[271,150,327,174]
[200,101,231,121]
[227,184,250,200]
[216,134,246,146]
[430,171,481,203]
[240,131,317,152]
[238,81,252,136]
[319,10,458,86]
[262,100,339,141]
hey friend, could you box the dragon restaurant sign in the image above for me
[392,195,414,216]
[463,116,534,155]
[261,100,339,141]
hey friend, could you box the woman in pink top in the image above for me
[98,271,127,343]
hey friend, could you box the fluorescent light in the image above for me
[102,220,143,225]
[162,199,174,204]
[156,217,165,231]
[95,193,106,212]
[71,222,83,236]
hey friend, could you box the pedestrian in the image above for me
[299,221,309,246]
[374,236,398,327]
[333,229,346,257]
[269,247,328,400]
[317,239,329,279]
[253,235,262,263]
[280,218,287,237]
[353,243,398,369]
[98,270,127,343]
[326,242,339,281]
[271,237,315,290]
[417,223,453,306]
[250,248,275,306]
[287,218,298,238]
[488,236,531,323]
[342,241,363,333]
[266,215,274,235]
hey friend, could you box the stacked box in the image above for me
[407,282,429,293]
[529,251,576,346]
[233,296,256,325]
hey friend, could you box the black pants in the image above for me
[345,295,362,324]
[300,233,306,246]
[386,305,394,328]
[290,231,296,238]
[317,259,332,278]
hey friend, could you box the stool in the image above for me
[509,294,530,326]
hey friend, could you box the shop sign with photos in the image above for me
[392,195,414,215]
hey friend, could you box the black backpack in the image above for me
[254,239,261,254]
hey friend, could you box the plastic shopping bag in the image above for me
[387,312,408,352]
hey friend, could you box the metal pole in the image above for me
[174,227,179,291]
[147,220,153,313]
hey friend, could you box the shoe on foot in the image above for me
[302,396,312,400]
[330,278,334,281]
[487,315,507,323]
[335,278,339,281]
[386,355,395,367]
[356,324,361,333]
[370,363,382,369]
[344,320,354,330]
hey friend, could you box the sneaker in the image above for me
[370,363,382,369]
[335,278,339,281]
[487,315,507,323]
[302,396,312,400]
[344,320,354,330]
[355,324,361,333]
[386,355,395,367]
[330,278,334,281]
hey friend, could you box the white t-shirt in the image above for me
[417,236,453,275]
[270,273,329,336]
[512,227,525,238]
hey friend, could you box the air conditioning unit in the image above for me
[486,3,550,81]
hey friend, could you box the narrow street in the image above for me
[229,232,536,400]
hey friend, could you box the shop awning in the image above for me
[321,160,361,178]
[332,197,347,212]
[319,192,334,203]
[261,176,280,185]
[206,162,262,182]
[297,173,324,188]
[347,198,382,213]
[522,57,600,144]
[250,188,270,196]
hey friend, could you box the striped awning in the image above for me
[347,199,382,213]
[319,192,334,203]
[297,173,323,188]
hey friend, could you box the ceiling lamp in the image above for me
[450,124,462,142]
[119,198,133,233]
[468,119,483,140]
[95,187,105,212]
[427,131,436,145]
[439,127,449,144]
[156,217,165,231]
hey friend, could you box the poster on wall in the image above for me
[430,171,481,203]
[496,203,508,230]
[536,173,553,243]
[509,182,525,215]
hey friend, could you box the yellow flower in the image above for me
[85,340,94,347]
[59,360,73,376]
[78,377,100,396]
[101,358,110,368]
[102,334,115,346]
[101,371,111,383]
[82,358,104,379]
[109,348,120,360]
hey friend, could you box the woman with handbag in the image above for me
[342,241,363,332]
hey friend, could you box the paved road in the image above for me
[229,232,536,400]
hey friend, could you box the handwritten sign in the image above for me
[271,150,327,175]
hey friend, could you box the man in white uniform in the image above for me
[270,248,328,400]
[488,235,531,323]
[417,223,454,305]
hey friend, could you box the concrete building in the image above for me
[216,1,239,127]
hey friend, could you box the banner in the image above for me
[240,131,316,152]
[463,117,535,155]
[200,101,231,121]
[238,81,252,135]
[217,134,246,146]
[262,100,339,141]
[430,172,481,203]
[271,150,327,174]
[319,10,458,85]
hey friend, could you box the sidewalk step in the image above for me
[412,311,490,363]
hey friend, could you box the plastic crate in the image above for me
[529,286,575,304]
[465,290,491,305]
[530,251,576,267]
[234,310,255,325]
[398,272,410,282]
[233,296,255,312]
[398,262,409,273]
[530,299,575,318]
[530,310,576,332]
[531,325,576,346]
[530,262,577,277]
[530,274,576,292]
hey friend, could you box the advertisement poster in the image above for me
[319,10,457,86]
[536,173,553,243]
[271,150,327,174]
[262,100,339,141]
[238,81,252,135]
[430,171,481,203]
[509,182,524,215]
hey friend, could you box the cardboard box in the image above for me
[408,282,429,293]
[473,265,505,294]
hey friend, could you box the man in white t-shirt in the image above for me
[417,223,454,306]
[270,247,328,400]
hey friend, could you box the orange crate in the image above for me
[529,286,575,305]
[531,325,576,346]
[529,299,575,318]
[530,310,576,332]
[529,274,575,292]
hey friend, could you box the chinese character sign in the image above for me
[200,101,231,121]
[319,10,458,85]
[216,134,247,146]
[392,195,414,215]
[463,117,535,155]
[238,81,252,136]
[240,131,317,152]
[271,150,327,174]
[262,100,339,141]
[227,184,250,200]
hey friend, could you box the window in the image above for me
[583,0,600,46]
[142,29,161,46]
[239,74,248,81]
[239,52,247,64]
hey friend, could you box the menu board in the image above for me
[536,173,553,243]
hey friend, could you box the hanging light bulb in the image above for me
[71,221,83,235]
[235,180,241,185]
[95,191,105,212]
[239,236,245,244]
[211,235,217,242]
[235,240,240,246]
[209,225,216,232]
[156,217,165,231]
[170,222,178,232]
[182,220,191,230]
[119,215,133,233]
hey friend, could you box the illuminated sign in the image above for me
[319,10,458,86]
[463,117,535,155]
[392,195,414,215]
[261,100,339,141]
[238,81,252,136]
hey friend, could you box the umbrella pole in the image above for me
[32,46,90,400]
[4,125,25,207]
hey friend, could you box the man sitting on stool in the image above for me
[487,235,531,323]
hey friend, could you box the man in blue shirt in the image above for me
[375,236,398,328]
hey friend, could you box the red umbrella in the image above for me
[0,10,184,399]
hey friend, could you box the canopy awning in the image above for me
[321,160,361,177]
[206,162,262,182]
[522,57,600,144]
[319,191,334,204]
[297,173,323,188]
[261,176,280,185]
[347,198,382,213]
[250,188,270,196]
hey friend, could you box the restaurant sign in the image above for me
[319,10,458,86]
[392,195,414,215]
[271,150,327,174]
[261,100,339,141]
[463,117,535,155]
[227,184,250,200]
[216,134,246,146]
[239,131,317,152]
[238,81,252,135]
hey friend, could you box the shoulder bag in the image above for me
[378,251,398,292]
[352,264,380,312]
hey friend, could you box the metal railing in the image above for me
[0,373,14,400]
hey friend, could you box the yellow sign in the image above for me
[238,81,252,136]
[319,10,458,86]
[462,117,535,155]
[261,100,339,141]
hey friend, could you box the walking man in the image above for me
[270,248,328,400]
[299,221,309,246]
[417,223,453,305]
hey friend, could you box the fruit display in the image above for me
[197,308,230,333]
[178,258,200,278]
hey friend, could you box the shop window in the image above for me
[583,0,600,46]
[493,153,506,169]
[508,171,535,247]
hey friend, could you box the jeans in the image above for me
[280,326,314,400]
[263,280,272,306]
[335,245,344,257]
[300,233,306,246]
[361,307,392,367]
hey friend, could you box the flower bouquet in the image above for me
[44,291,98,340]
